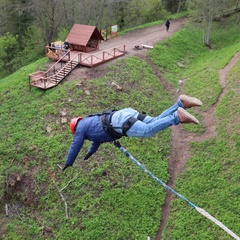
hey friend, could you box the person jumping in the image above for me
[60,95,202,170]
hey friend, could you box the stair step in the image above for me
[44,60,79,85]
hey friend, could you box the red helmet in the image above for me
[70,117,83,134]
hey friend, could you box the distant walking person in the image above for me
[165,20,170,32]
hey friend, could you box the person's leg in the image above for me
[143,95,202,124]
[126,95,202,138]
[126,107,199,138]
[143,100,181,124]
[112,95,202,137]
[126,111,179,137]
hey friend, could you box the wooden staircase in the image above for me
[47,60,78,85]
[29,51,79,90]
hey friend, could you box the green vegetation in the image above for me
[0,55,171,239]
[119,11,188,36]
[1,14,240,240]
[157,17,240,240]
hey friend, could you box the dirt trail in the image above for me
[64,18,240,239]
[154,51,240,239]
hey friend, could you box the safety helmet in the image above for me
[70,117,83,134]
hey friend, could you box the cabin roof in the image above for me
[66,24,104,46]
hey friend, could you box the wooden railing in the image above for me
[29,45,125,90]
[76,45,125,67]
[45,50,71,77]
[29,50,77,90]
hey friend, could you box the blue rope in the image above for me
[113,141,196,209]
[113,141,240,239]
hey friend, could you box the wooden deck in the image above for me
[70,44,125,67]
[29,45,125,90]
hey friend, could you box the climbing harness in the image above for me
[100,111,122,139]
[113,141,240,240]
[89,109,147,138]
[122,112,146,136]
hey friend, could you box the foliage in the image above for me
[15,26,46,68]
[0,33,20,76]
[186,0,240,46]
[152,14,240,239]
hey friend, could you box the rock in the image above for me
[177,62,185,68]
[85,90,90,95]
[111,81,123,91]
[61,117,67,124]
[60,109,67,116]
[16,176,21,182]
[46,126,52,133]
[178,80,183,86]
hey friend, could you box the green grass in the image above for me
[1,13,240,239]
[0,55,171,239]
[157,16,240,240]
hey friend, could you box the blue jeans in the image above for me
[111,99,185,138]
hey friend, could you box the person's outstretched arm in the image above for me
[63,132,85,170]
[84,141,101,160]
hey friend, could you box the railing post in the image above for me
[78,53,81,64]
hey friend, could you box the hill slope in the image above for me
[1,15,240,239]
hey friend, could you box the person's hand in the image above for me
[60,164,71,171]
[113,141,121,148]
[84,152,93,160]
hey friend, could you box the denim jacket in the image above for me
[65,115,117,166]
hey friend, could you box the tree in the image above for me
[0,0,34,42]
[0,33,20,74]
[31,0,67,44]
[187,0,239,47]
[162,0,186,13]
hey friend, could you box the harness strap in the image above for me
[122,112,146,136]
[137,112,146,121]
[100,112,122,139]
[100,110,147,137]
[122,117,138,136]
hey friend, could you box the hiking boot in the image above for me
[177,107,199,124]
[179,95,202,108]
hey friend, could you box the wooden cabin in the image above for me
[66,24,104,52]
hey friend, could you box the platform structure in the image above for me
[29,45,126,90]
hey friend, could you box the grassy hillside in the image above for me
[1,14,240,239]
[0,56,172,239]
[150,17,240,239]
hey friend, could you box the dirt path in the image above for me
[64,18,239,239]
[154,51,240,240]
